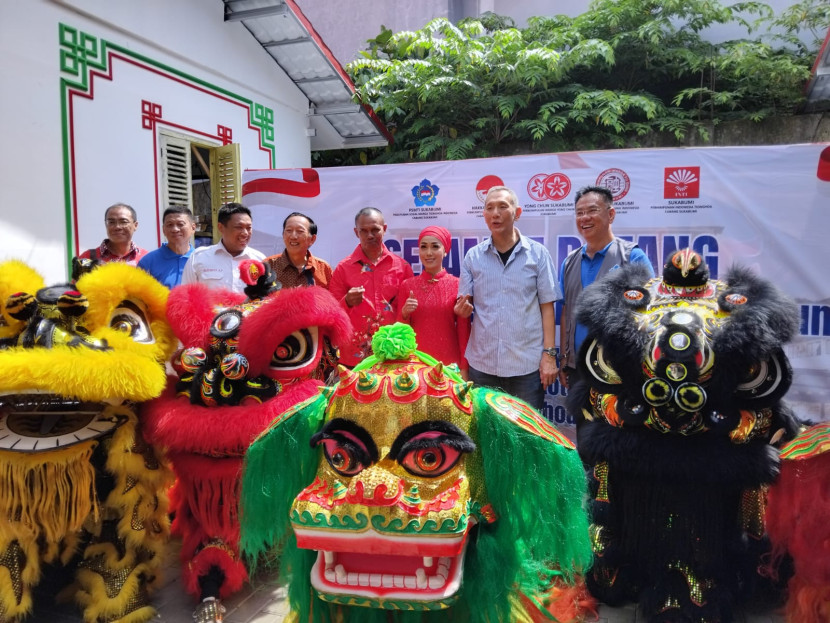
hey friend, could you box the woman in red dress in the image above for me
[397,225,470,378]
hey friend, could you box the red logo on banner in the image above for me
[596,168,630,201]
[527,172,572,201]
[476,175,505,202]
[664,167,700,198]
[543,173,571,200]
[527,174,549,201]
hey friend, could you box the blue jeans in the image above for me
[468,366,545,412]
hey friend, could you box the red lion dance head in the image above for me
[143,260,351,622]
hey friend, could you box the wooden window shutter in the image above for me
[210,143,241,243]
[160,133,193,209]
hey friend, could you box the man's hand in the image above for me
[539,354,559,389]
[454,294,473,318]
[558,368,570,390]
[401,290,418,320]
[345,286,365,308]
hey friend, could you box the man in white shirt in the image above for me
[181,203,265,293]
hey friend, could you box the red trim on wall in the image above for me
[141,100,162,129]
[218,125,233,145]
[66,51,274,251]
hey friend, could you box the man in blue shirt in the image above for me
[558,185,654,388]
[455,186,560,411]
[138,206,197,288]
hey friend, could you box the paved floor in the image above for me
[37,537,786,623]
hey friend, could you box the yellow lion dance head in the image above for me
[0,260,176,623]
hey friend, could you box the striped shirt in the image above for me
[458,232,561,377]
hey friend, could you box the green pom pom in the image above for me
[370,323,417,361]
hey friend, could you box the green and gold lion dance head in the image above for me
[240,323,593,623]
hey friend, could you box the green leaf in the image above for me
[319,1,829,166]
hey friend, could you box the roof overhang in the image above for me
[805,26,830,113]
[223,0,392,150]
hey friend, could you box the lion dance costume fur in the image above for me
[568,249,802,622]
[766,421,830,622]
[240,323,594,623]
[142,260,352,622]
[0,260,176,622]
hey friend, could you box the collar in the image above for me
[162,242,193,257]
[213,241,251,257]
[282,248,312,264]
[350,244,389,265]
[102,239,139,259]
[581,239,614,259]
[275,249,314,272]
[419,269,447,282]
[486,229,526,253]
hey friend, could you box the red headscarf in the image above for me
[418,225,451,253]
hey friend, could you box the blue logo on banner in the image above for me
[411,179,439,206]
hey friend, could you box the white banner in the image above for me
[243,144,830,431]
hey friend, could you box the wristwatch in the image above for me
[542,348,559,365]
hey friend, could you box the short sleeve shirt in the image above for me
[458,232,560,377]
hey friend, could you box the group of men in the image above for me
[79,184,653,412]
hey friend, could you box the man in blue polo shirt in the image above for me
[558,185,654,388]
[138,206,197,288]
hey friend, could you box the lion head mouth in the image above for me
[308,542,467,606]
[292,518,474,608]
[0,392,126,451]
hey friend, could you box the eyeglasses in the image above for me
[574,207,604,218]
[106,219,134,226]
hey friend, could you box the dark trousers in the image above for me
[468,366,545,412]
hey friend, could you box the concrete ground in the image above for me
[37,537,786,623]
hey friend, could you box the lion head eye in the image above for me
[270,327,318,370]
[211,310,242,338]
[399,436,464,478]
[109,300,154,343]
[318,439,367,477]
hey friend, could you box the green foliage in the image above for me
[312,0,829,166]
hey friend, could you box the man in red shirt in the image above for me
[330,207,414,367]
[78,203,148,265]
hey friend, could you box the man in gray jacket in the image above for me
[558,185,654,388]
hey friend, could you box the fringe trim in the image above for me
[0,441,98,543]
[171,455,245,598]
[174,455,242,540]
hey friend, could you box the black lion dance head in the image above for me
[569,248,802,622]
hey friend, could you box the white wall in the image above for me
[0,0,314,283]
[297,0,813,66]
[296,0,455,66]
[0,1,69,283]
